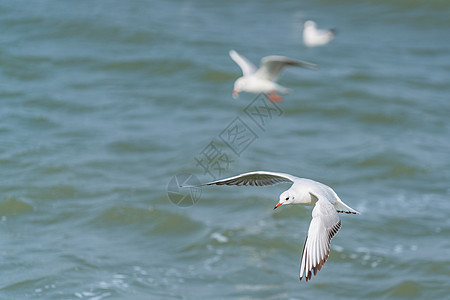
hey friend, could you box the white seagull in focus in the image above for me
[229,50,318,102]
[303,20,336,47]
[185,171,359,282]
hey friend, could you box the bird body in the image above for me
[187,171,358,282]
[286,177,358,214]
[233,76,290,95]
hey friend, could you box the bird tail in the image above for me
[275,84,291,94]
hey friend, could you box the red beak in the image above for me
[274,202,283,210]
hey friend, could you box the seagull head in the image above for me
[304,20,316,29]
[232,77,246,99]
[274,190,295,209]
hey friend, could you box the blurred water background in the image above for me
[0,0,449,299]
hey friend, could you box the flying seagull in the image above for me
[229,50,318,102]
[184,170,359,282]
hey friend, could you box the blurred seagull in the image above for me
[229,50,318,102]
[183,171,359,282]
[303,20,336,47]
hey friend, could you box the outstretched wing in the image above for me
[254,56,318,81]
[299,197,341,282]
[186,171,298,187]
[229,50,257,76]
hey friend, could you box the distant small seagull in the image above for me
[184,171,359,282]
[229,50,318,102]
[303,20,336,47]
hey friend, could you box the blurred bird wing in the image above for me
[254,56,318,81]
[229,50,257,76]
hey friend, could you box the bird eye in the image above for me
[285,197,289,201]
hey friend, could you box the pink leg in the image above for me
[267,91,283,102]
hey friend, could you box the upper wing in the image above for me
[254,56,318,81]
[229,50,257,76]
[189,171,298,187]
[299,197,341,282]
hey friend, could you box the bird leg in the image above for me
[267,91,283,102]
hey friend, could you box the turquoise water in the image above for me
[0,0,449,299]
